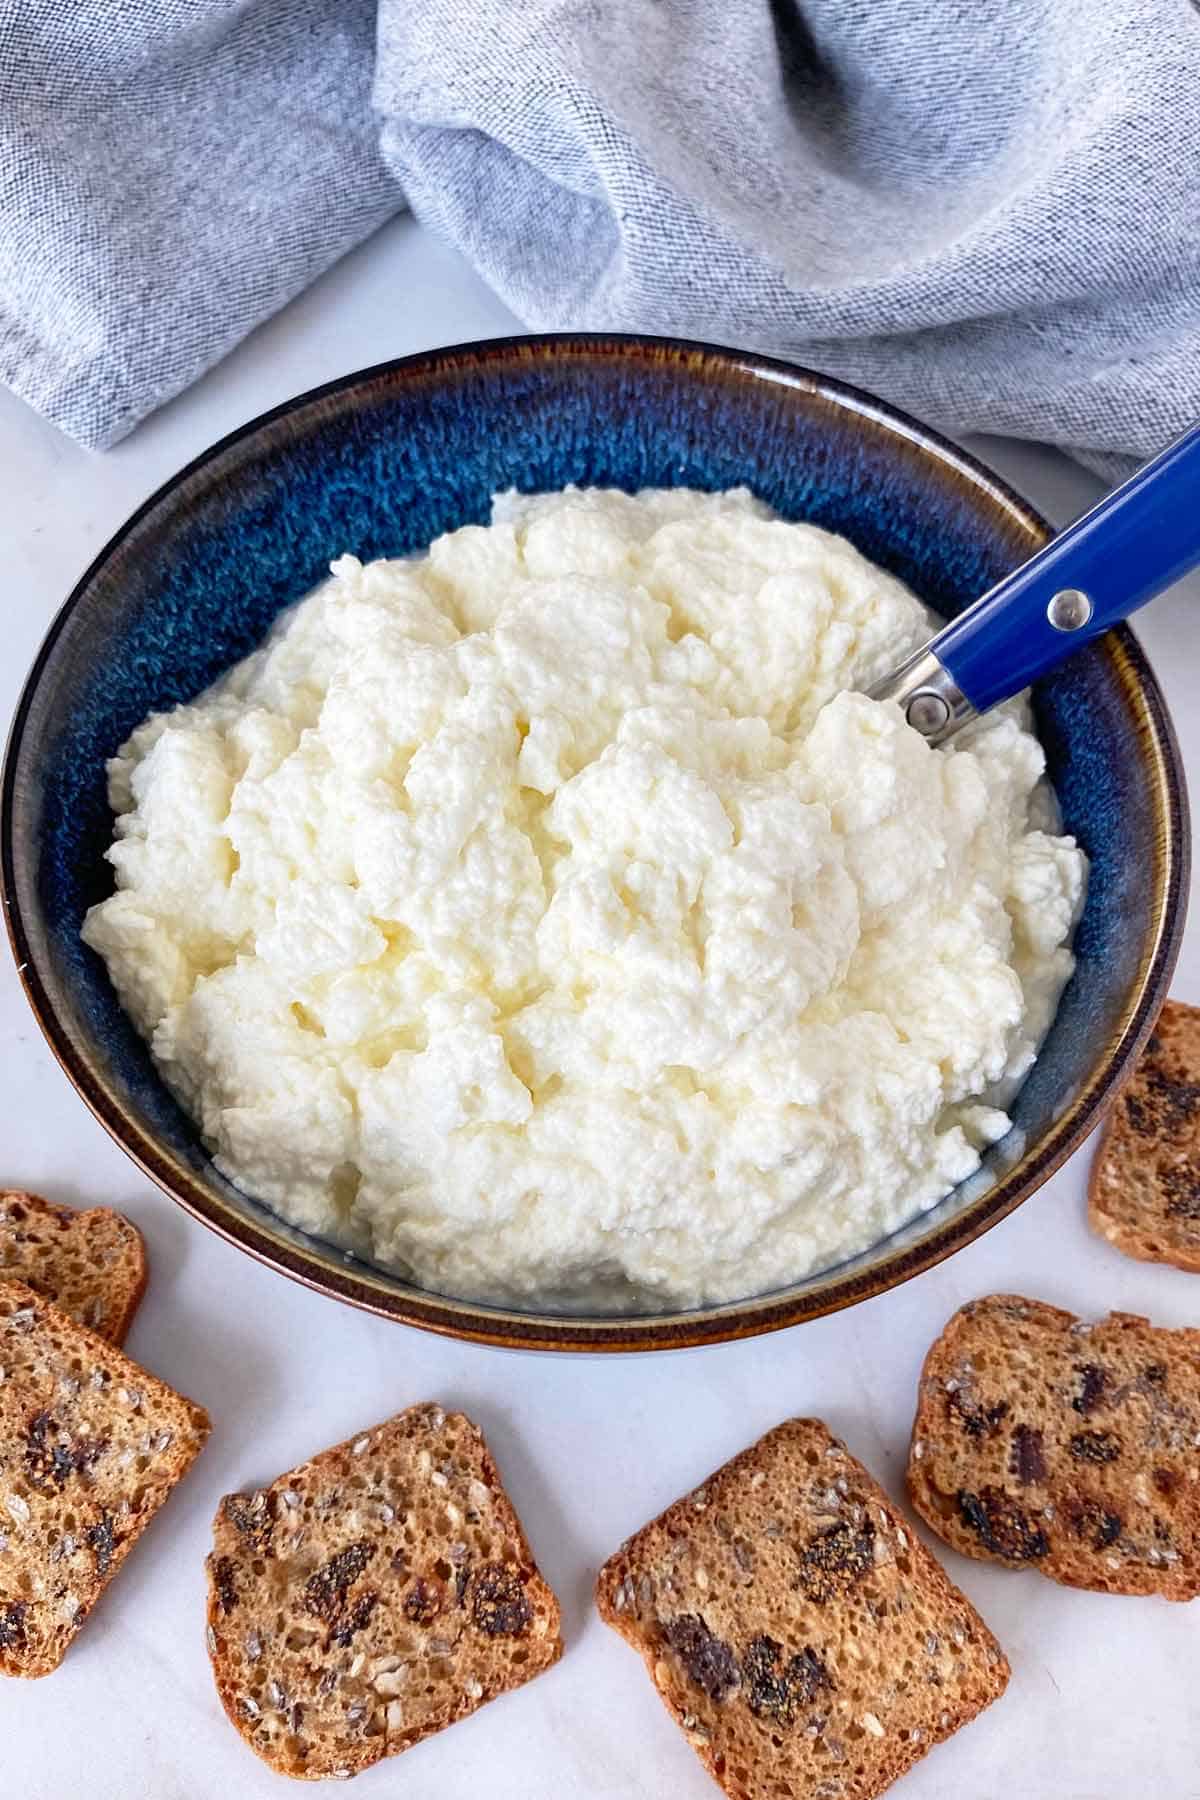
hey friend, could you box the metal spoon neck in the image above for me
[867,644,976,746]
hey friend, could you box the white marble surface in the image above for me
[2,215,1198,1800]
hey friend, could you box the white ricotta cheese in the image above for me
[83,487,1086,1308]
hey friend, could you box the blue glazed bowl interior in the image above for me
[1,338,1185,1343]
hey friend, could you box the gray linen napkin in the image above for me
[0,0,403,449]
[3,0,1198,469]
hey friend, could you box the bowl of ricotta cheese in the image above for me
[2,337,1187,1349]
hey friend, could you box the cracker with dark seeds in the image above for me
[1089,1000,1200,1271]
[205,1405,562,1780]
[0,1191,147,1345]
[908,1294,1200,1599]
[0,1280,210,1677]
[597,1418,1008,1800]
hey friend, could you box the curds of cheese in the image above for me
[83,487,1085,1308]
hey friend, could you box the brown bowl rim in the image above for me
[1,332,1190,1352]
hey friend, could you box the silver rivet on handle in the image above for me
[905,690,951,736]
[869,645,975,746]
[1046,588,1094,631]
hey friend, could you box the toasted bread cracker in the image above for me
[0,1281,209,1677]
[0,1191,146,1344]
[205,1405,562,1779]
[908,1294,1200,1599]
[1089,1000,1200,1272]
[598,1418,1008,1800]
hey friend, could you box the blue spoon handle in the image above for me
[873,422,1200,739]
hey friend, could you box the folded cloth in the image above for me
[3,0,1198,469]
[0,0,403,449]
[376,0,1200,482]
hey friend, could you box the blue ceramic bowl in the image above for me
[1,337,1188,1350]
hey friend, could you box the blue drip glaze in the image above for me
[5,341,1179,1308]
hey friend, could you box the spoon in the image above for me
[870,422,1200,743]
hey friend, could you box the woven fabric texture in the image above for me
[3,0,1198,465]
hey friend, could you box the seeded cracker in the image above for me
[1088,999,1200,1271]
[0,1191,147,1345]
[0,1280,210,1677]
[597,1418,1008,1800]
[908,1295,1200,1598]
[205,1405,562,1779]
